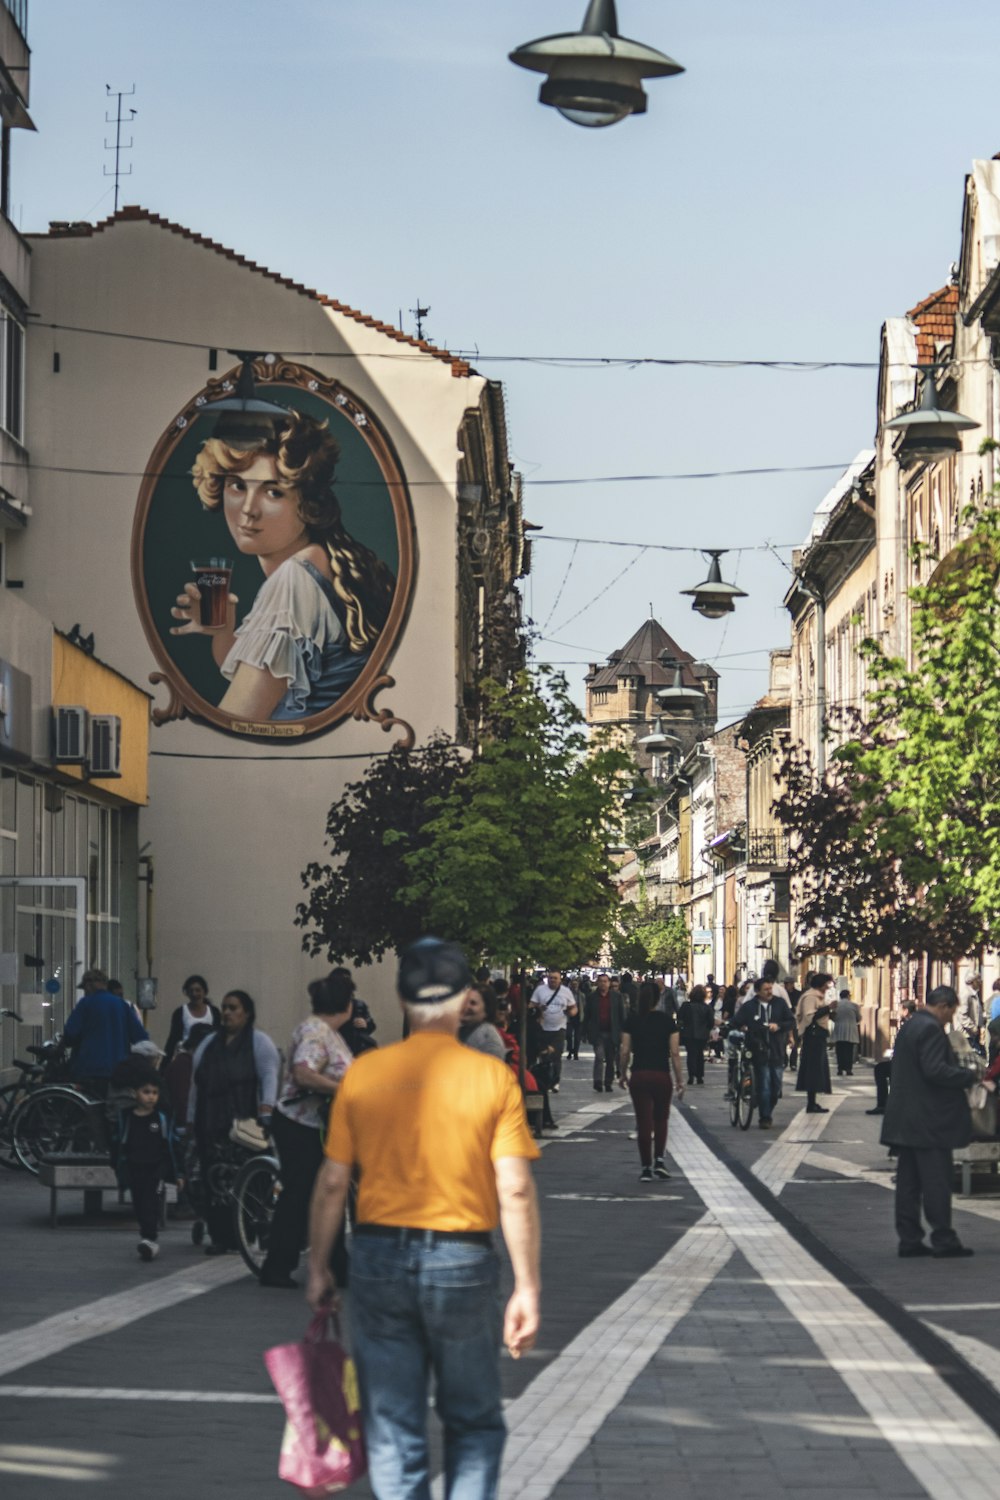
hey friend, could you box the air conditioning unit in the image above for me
[53,705,89,764]
[90,715,122,778]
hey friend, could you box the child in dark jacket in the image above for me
[119,1077,181,1262]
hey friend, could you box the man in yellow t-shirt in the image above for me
[307,937,541,1500]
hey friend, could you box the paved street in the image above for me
[4,1054,1000,1498]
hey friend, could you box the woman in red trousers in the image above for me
[620,980,685,1181]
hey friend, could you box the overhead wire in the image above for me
[28,319,1000,372]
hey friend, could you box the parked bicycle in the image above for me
[0,1018,105,1173]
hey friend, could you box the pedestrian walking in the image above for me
[460,984,508,1061]
[881,985,975,1258]
[867,999,918,1115]
[958,974,985,1055]
[260,972,355,1289]
[63,967,149,1098]
[307,936,542,1500]
[163,975,221,1063]
[584,972,625,1092]
[565,977,582,1060]
[734,977,793,1128]
[677,983,714,1085]
[833,988,862,1076]
[795,973,835,1113]
[118,1076,182,1262]
[619,978,684,1181]
[529,967,577,1091]
[188,990,280,1254]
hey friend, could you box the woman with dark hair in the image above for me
[187,990,280,1254]
[163,974,221,1063]
[795,972,836,1113]
[171,410,396,722]
[259,972,355,1288]
[620,979,684,1181]
[459,983,507,1061]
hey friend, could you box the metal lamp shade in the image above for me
[680,552,747,619]
[885,373,979,464]
[510,0,683,129]
[637,716,680,751]
[206,357,290,450]
[656,667,705,713]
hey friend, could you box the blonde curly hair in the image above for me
[191,409,395,653]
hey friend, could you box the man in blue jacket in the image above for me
[63,967,148,1097]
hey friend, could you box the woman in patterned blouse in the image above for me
[259,970,355,1288]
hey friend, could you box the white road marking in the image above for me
[924,1325,1000,1401]
[546,1193,683,1203]
[496,1216,734,1500]
[805,1151,1000,1225]
[750,1097,846,1194]
[908,1303,1000,1313]
[0,1259,247,1378]
[0,1385,278,1403]
[669,1109,1000,1498]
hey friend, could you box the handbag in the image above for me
[264,1312,367,1497]
[229,1116,270,1152]
[967,1082,998,1140]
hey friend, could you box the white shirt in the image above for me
[531,983,575,1033]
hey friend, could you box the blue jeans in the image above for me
[349,1232,506,1500]
[756,1063,784,1121]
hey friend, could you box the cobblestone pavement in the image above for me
[2,1052,1000,1497]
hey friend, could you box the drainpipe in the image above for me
[797,579,826,778]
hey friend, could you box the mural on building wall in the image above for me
[131,360,416,743]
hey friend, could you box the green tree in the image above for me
[773,501,1000,964]
[843,503,1000,935]
[609,890,689,972]
[296,736,464,965]
[401,671,633,964]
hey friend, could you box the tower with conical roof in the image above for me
[584,617,718,777]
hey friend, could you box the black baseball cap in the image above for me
[398,937,474,1005]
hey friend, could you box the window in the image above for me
[0,310,24,442]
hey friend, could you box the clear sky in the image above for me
[16,1,1000,721]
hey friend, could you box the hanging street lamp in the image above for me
[884,365,979,465]
[637,715,679,752]
[509,0,684,130]
[204,352,289,450]
[656,664,705,714]
[680,549,747,620]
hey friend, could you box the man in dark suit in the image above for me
[881,985,975,1259]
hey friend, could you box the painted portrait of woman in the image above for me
[169,411,396,724]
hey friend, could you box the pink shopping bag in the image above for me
[264,1312,367,1497]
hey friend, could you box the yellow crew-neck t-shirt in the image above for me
[324,1031,539,1232]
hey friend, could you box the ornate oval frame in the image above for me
[131,359,416,746]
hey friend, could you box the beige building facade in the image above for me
[11,206,525,1043]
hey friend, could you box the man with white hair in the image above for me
[958,973,984,1054]
[308,936,541,1499]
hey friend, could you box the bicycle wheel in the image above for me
[0,1082,30,1168]
[737,1064,756,1131]
[232,1154,281,1277]
[11,1087,100,1174]
[727,1068,740,1127]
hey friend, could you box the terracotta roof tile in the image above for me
[906,283,958,367]
[36,207,472,377]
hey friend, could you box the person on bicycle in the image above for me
[734,977,793,1129]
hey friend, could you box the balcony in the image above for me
[747,828,789,868]
[2,2,27,43]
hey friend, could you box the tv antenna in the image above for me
[410,301,430,341]
[104,85,137,213]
